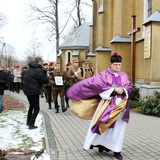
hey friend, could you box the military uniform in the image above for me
[80,59,95,79]
[50,62,67,113]
[64,62,72,108]
[67,59,83,86]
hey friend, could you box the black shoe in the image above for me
[0,109,3,113]
[62,108,67,112]
[98,147,103,153]
[48,105,52,109]
[28,126,38,130]
[98,146,110,153]
[55,109,59,113]
[114,152,123,160]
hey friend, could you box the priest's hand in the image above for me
[115,87,124,95]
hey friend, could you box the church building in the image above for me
[59,0,160,97]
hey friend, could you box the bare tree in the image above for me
[26,0,60,56]
[24,38,42,63]
[70,0,92,27]
[61,0,92,39]
[0,42,20,68]
[25,0,92,56]
[0,12,7,28]
[5,44,16,68]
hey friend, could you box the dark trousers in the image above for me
[26,95,40,126]
[8,81,15,91]
[15,82,21,93]
[45,86,52,103]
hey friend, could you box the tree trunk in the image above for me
[55,0,59,56]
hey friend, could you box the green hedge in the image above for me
[129,86,160,117]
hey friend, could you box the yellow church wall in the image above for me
[98,13,104,45]
[102,0,113,47]
[60,52,65,70]
[96,52,111,73]
[135,40,145,81]
[152,1,160,13]
[121,0,135,37]
[89,25,94,52]
[92,0,99,51]
[134,0,144,39]
[112,0,123,36]
[112,0,135,37]
[87,57,96,72]
[150,23,160,84]
[78,50,88,63]
[144,58,151,84]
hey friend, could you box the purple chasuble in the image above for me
[91,74,124,134]
[67,67,132,128]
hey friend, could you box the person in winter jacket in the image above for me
[23,57,49,130]
[13,65,22,93]
[0,65,8,113]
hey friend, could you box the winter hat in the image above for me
[15,65,20,69]
[110,52,122,63]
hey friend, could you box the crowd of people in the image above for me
[0,57,95,125]
[40,58,95,113]
[0,65,27,113]
[0,65,27,93]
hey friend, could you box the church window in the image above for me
[66,51,71,64]
[148,0,152,17]
[98,0,104,13]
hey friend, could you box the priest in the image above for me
[67,52,132,160]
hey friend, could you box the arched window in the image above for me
[66,50,72,64]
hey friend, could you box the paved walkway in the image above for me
[6,91,160,160]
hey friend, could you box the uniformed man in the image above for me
[67,58,83,86]
[42,63,53,109]
[50,61,67,113]
[64,62,72,108]
[80,59,95,79]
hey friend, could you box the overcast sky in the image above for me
[0,0,92,62]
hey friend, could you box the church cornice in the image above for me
[143,11,160,25]
[95,46,111,52]
[110,35,131,43]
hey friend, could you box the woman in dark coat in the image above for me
[23,57,49,129]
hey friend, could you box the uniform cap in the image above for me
[43,63,48,66]
[82,59,89,64]
[73,58,79,63]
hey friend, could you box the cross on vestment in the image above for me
[128,15,140,85]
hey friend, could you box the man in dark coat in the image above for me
[23,57,49,129]
[0,65,8,113]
